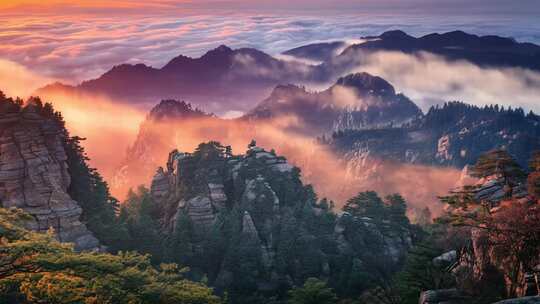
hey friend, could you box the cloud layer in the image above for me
[0,11,539,84]
[345,51,540,113]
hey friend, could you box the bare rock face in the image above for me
[186,196,215,234]
[0,104,99,251]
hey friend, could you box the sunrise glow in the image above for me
[1,1,539,303]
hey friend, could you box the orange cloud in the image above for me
[0,59,51,98]
[36,90,146,180]
[0,0,183,10]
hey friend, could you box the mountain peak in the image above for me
[202,44,234,58]
[215,44,233,52]
[335,72,396,96]
[148,99,210,121]
[267,84,309,100]
[379,30,413,40]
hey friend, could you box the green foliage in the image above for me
[385,194,410,228]
[119,186,163,263]
[343,192,411,229]
[470,149,525,182]
[343,191,386,220]
[393,242,455,304]
[65,136,129,251]
[193,141,227,161]
[287,278,337,304]
[165,211,194,266]
[0,207,221,304]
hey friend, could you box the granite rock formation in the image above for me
[0,100,99,251]
[148,141,414,298]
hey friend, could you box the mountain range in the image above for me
[37,45,313,113]
[36,30,540,115]
[244,72,422,135]
[286,30,540,72]
[30,29,540,207]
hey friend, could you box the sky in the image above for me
[2,0,540,13]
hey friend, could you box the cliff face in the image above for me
[149,142,413,297]
[0,101,99,251]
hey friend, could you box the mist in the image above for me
[0,59,51,98]
[343,50,540,113]
[109,113,461,213]
[35,90,146,179]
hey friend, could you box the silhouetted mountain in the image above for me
[356,30,540,69]
[287,30,540,73]
[37,45,314,114]
[283,41,345,61]
[245,72,422,135]
[38,31,540,115]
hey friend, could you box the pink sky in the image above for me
[2,0,539,14]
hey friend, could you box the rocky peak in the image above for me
[147,141,413,296]
[147,99,210,122]
[199,45,235,65]
[0,102,99,251]
[269,84,308,99]
[204,45,234,57]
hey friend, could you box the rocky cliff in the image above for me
[148,141,414,299]
[0,98,99,251]
[421,152,540,303]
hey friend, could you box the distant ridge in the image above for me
[285,30,540,71]
[37,30,540,115]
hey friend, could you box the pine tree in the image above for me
[343,191,386,220]
[470,149,525,182]
[0,207,222,304]
[64,136,128,251]
[288,278,338,304]
[120,186,163,262]
[385,194,410,228]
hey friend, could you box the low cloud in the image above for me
[344,50,540,113]
[36,90,146,179]
[108,112,460,213]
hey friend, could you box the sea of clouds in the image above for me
[1,10,539,87]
